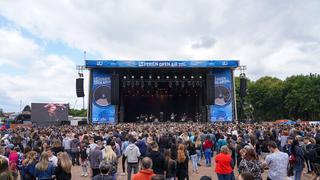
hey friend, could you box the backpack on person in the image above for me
[305,147,320,175]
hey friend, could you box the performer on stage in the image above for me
[181,113,187,122]
[170,113,177,121]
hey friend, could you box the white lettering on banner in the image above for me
[93,77,111,85]
[215,77,231,85]
[138,61,187,67]
[97,61,103,66]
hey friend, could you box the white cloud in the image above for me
[0,28,39,67]
[0,0,320,111]
[0,29,87,112]
[0,54,89,111]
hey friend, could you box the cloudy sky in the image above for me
[0,0,319,112]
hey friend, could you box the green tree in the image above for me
[69,108,87,117]
[283,74,320,120]
[245,76,285,122]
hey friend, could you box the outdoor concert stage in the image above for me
[85,60,239,124]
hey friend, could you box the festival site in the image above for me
[0,1,320,180]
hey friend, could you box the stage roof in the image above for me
[85,60,239,69]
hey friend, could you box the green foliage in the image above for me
[69,108,87,117]
[236,74,320,121]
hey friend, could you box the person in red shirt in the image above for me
[203,136,213,167]
[132,157,155,180]
[215,145,233,180]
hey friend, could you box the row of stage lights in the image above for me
[122,79,203,89]
[123,75,203,80]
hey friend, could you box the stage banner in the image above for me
[91,69,115,123]
[210,69,233,122]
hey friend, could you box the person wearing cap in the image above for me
[132,157,155,180]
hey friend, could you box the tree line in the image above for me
[235,74,320,122]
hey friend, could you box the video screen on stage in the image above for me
[31,103,69,124]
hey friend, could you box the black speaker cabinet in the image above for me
[76,78,85,97]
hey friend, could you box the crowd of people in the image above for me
[0,122,320,180]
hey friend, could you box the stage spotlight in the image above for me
[123,76,127,79]
[131,76,135,79]
[166,76,169,79]
[157,76,160,79]
[140,76,143,79]
[199,75,202,79]
[191,76,194,79]
[183,76,186,79]
[149,75,152,79]
[174,76,177,79]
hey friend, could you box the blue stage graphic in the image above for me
[86,60,239,68]
[91,69,115,123]
[210,69,233,122]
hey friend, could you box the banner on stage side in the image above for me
[91,69,115,123]
[210,69,233,122]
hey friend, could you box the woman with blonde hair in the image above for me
[34,152,55,180]
[54,152,72,180]
[195,136,202,166]
[103,145,118,179]
[21,151,37,180]
[176,144,189,180]
[215,145,233,180]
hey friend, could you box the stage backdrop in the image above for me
[210,69,233,122]
[31,103,69,125]
[91,69,115,123]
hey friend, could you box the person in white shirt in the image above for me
[47,148,58,167]
[263,141,289,180]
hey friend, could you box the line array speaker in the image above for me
[240,77,247,98]
[76,78,85,97]
[206,74,215,105]
[111,74,120,105]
